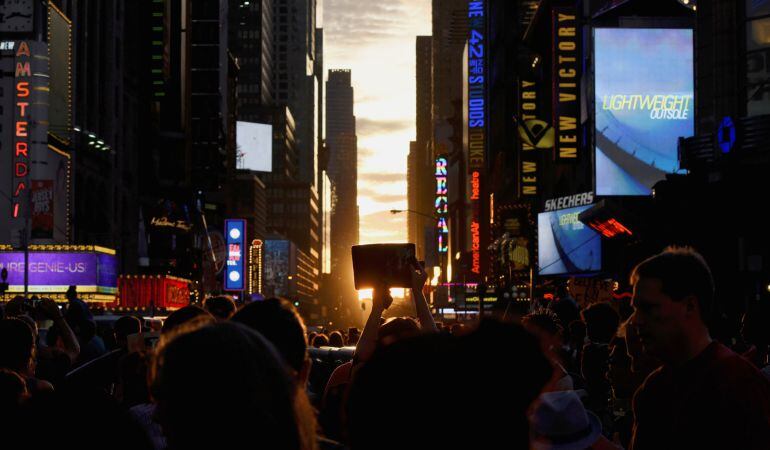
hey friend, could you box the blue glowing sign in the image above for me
[224,219,246,291]
[717,116,736,154]
[468,0,486,173]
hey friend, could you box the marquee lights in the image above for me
[249,239,263,294]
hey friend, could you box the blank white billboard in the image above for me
[237,121,272,172]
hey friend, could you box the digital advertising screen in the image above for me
[236,121,273,172]
[594,28,694,196]
[0,251,117,293]
[538,205,601,276]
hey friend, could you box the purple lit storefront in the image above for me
[0,245,117,302]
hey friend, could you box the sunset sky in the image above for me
[322,0,432,244]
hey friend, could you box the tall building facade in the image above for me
[407,36,435,262]
[229,0,274,117]
[325,69,359,324]
[432,0,469,283]
[273,0,319,188]
[268,0,322,305]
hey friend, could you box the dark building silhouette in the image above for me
[326,69,359,324]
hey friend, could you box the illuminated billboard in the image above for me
[236,121,273,172]
[538,205,601,276]
[263,240,291,298]
[594,28,694,196]
[0,248,117,294]
[224,219,246,291]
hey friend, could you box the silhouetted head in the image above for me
[348,320,551,449]
[232,298,310,383]
[328,331,345,348]
[151,321,316,450]
[581,302,620,344]
[0,319,35,375]
[203,295,237,321]
[161,305,212,335]
[377,317,420,348]
[113,316,142,349]
[630,246,715,364]
[312,334,329,348]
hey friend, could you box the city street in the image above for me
[1,0,770,449]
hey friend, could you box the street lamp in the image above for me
[389,209,436,221]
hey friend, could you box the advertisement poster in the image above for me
[594,28,694,195]
[31,180,54,239]
[538,205,601,276]
[497,207,531,272]
[263,240,290,298]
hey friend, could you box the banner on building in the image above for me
[31,180,54,239]
[518,79,551,197]
[552,6,580,161]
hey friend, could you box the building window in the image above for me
[746,1,770,116]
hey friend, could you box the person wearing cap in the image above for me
[530,390,622,450]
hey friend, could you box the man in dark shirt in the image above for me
[628,247,770,450]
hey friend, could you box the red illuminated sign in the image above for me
[588,218,633,238]
[12,41,31,219]
[471,220,481,274]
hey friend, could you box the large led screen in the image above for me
[538,205,601,276]
[236,122,273,172]
[594,28,694,196]
[0,251,117,293]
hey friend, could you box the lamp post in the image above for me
[389,209,436,221]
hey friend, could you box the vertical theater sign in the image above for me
[435,157,449,254]
[1,40,50,245]
[468,0,486,278]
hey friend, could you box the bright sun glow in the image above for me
[357,288,406,301]
[324,0,432,245]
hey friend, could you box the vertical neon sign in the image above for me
[12,41,31,219]
[224,219,246,291]
[435,157,448,253]
[468,1,486,276]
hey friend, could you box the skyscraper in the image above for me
[269,0,322,295]
[432,0,469,282]
[229,0,274,117]
[408,36,434,262]
[326,69,359,323]
[272,0,319,188]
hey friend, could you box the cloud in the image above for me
[358,209,407,244]
[358,173,406,183]
[323,1,413,44]
[360,193,405,204]
[356,117,412,136]
[358,146,376,158]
